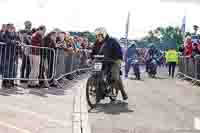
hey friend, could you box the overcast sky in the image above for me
[0,0,199,39]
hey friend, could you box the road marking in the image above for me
[194,117,200,130]
[73,81,91,133]
[0,121,32,133]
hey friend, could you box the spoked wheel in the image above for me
[86,78,97,108]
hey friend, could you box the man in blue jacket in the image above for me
[93,27,128,102]
[125,41,140,78]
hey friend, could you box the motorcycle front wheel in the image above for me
[86,77,97,108]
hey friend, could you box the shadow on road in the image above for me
[0,87,25,96]
[29,88,48,97]
[129,77,145,82]
[89,101,134,115]
[153,76,168,80]
[28,87,66,97]
[0,83,69,97]
[47,88,65,95]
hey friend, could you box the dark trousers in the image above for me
[125,61,131,76]
[20,54,31,79]
[168,62,176,78]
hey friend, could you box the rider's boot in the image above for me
[136,73,141,80]
[96,83,106,103]
[96,88,102,103]
[96,93,103,103]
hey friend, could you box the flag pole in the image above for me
[125,11,130,48]
[182,8,187,45]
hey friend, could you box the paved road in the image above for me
[88,67,200,133]
[0,74,89,133]
[1,67,200,133]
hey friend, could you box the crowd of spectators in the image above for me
[0,21,91,89]
[179,34,200,57]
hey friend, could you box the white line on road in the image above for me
[0,121,33,133]
[194,117,200,130]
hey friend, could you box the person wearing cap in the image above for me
[19,29,31,83]
[24,21,32,35]
[93,27,128,102]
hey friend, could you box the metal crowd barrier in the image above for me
[0,42,56,81]
[178,55,200,82]
[0,42,92,82]
[54,49,92,80]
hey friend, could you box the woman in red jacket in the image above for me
[184,36,193,57]
[28,26,46,88]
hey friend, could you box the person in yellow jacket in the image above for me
[165,48,178,78]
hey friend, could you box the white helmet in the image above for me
[94,27,107,38]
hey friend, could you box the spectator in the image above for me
[184,36,193,57]
[65,36,75,54]
[57,32,67,48]
[73,36,82,74]
[192,43,200,57]
[31,28,37,34]
[1,24,19,88]
[28,25,46,88]
[24,20,32,35]
[74,36,81,50]
[0,24,7,86]
[178,45,185,56]
[19,22,33,83]
[39,31,57,87]
[64,36,75,80]
[80,37,89,68]
[0,24,6,42]
[82,38,88,49]
[19,30,31,83]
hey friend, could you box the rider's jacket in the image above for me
[146,48,160,61]
[91,40,103,60]
[98,35,123,61]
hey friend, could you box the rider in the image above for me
[92,27,128,101]
[145,44,160,72]
[125,41,140,79]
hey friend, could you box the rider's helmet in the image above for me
[94,27,108,39]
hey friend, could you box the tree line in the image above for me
[135,25,199,50]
